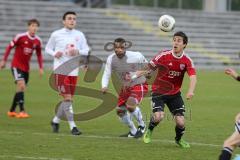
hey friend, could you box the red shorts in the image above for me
[54,74,78,95]
[117,83,148,107]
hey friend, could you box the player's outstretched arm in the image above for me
[0,42,15,70]
[0,60,6,70]
[101,56,112,94]
[225,68,239,81]
[131,64,152,80]
[36,46,43,77]
[186,75,197,100]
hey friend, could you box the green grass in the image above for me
[0,69,240,160]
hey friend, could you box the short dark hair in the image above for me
[114,37,126,44]
[174,31,188,45]
[62,11,76,20]
[28,19,40,26]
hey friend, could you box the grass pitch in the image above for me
[0,69,239,160]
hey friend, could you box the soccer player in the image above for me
[134,31,196,148]
[101,38,148,138]
[45,11,90,135]
[219,68,240,160]
[0,19,43,118]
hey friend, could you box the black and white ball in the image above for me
[158,15,175,32]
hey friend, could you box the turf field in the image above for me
[0,69,239,160]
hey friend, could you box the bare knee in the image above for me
[175,115,185,128]
[153,112,164,123]
[16,80,26,92]
[63,94,72,101]
[126,97,138,113]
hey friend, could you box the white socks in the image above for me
[53,116,60,123]
[130,106,145,127]
[53,102,77,130]
[121,113,137,134]
[67,105,76,130]
[68,121,77,130]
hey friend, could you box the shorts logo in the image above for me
[152,102,155,106]
[180,64,185,70]
[18,73,21,78]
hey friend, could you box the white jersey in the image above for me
[102,51,148,88]
[45,28,90,76]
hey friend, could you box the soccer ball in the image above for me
[158,15,175,32]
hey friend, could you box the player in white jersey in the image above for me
[45,11,90,135]
[102,38,148,138]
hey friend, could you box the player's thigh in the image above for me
[16,80,26,91]
[54,74,77,96]
[62,94,73,101]
[128,83,148,105]
[224,131,240,147]
[166,92,185,116]
[117,88,131,107]
[151,93,165,122]
[151,93,165,113]
[11,68,28,90]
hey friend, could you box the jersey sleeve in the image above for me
[148,53,162,70]
[36,39,43,69]
[139,52,148,63]
[101,55,112,88]
[2,34,19,61]
[78,33,90,56]
[186,56,196,76]
[45,33,57,57]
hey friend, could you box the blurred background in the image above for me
[0,0,240,69]
[1,1,240,159]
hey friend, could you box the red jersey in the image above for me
[149,50,196,95]
[3,32,43,72]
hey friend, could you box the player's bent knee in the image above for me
[176,122,185,128]
[116,106,127,117]
[126,105,136,113]
[126,97,138,107]
[175,115,185,128]
[63,94,72,101]
[154,112,164,123]
[17,81,26,91]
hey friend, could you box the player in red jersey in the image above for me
[219,68,240,160]
[0,19,43,118]
[133,31,196,148]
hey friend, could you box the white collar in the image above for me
[171,50,184,59]
[26,32,35,40]
[63,27,74,32]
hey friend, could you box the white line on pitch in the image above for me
[0,155,72,160]
[0,130,221,148]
